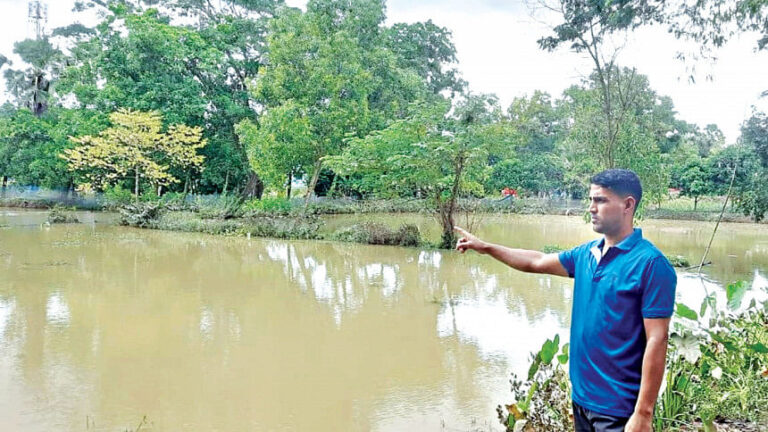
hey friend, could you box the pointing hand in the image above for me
[454,226,486,254]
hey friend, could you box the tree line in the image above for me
[0,0,766,244]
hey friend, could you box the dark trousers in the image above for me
[572,402,630,432]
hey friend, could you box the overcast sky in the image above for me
[2,0,767,143]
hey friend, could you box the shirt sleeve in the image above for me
[641,256,677,318]
[558,246,578,278]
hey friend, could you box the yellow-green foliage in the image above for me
[61,109,206,195]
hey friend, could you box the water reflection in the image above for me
[0,209,766,431]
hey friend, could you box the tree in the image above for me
[385,20,465,96]
[62,109,206,200]
[536,0,664,169]
[235,103,313,198]
[668,0,768,53]
[558,69,671,208]
[3,38,64,116]
[0,108,106,192]
[58,4,278,197]
[328,94,513,248]
[677,159,711,210]
[729,111,768,221]
[249,0,426,200]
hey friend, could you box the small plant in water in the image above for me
[47,204,79,224]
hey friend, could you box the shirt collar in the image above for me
[596,228,643,252]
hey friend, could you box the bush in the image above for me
[497,334,573,431]
[47,204,79,224]
[331,222,422,247]
[194,194,244,219]
[118,202,165,228]
[103,185,133,206]
[151,211,323,240]
[243,197,293,216]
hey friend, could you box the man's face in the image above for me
[588,184,632,235]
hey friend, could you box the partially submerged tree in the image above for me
[62,109,206,199]
[328,94,513,248]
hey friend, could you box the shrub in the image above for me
[118,202,165,228]
[103,185,133,206]
[331,222,422,247]
[497,334,573,432]
[47,204,79,224]
[243,197,294,216]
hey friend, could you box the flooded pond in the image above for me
[0,209,766,431]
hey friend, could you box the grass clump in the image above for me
[151,211,322,240]
[47,204,79,224]
[331,222,422,247]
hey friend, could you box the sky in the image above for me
[1,0,767,143]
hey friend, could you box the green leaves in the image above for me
[726,281,750,310]
[670,332,702,364]
[700,294,716,318]
[527,334,569,380]
[676,303,698,321]
[540,334,560,364]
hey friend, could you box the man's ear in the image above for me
[625,196,636,214]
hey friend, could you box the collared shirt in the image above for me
[559,228,677,417]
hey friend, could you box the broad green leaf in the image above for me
[557,343,570,365]
[676,303,698,320]
[540,334,560,364]
[748,343,768,354]
[527,355,541,380]
[726,280,750,310]
[671,332,701,364]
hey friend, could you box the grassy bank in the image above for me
[115,205,431,248]
[5,194,756,219]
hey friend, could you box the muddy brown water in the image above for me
[0,209,766,431]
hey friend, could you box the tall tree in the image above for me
[60,2,281,197]
[62,109,206,199]
[385,20,465,96]
[3,38,64,116]
[248,0,425,199]
[536,0,664,168]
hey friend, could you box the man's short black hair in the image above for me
[590,169,643,210]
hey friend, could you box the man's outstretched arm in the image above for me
[454,226,569,277]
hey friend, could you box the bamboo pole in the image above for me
[697,164,738,275]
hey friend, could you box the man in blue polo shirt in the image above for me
[455,169,676,432]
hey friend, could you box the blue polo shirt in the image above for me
[558,228,677,417]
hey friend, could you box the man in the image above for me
[455,169,676,432]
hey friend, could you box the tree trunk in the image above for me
[694,196,698,211]
[222,171,230,195]
[438,158,465,249]
[183,170,191,200]
[134,167,140,201]
[286,171,292,199]
[1,175,7,198]
[241,169,264,199]
[305,160,323,202]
